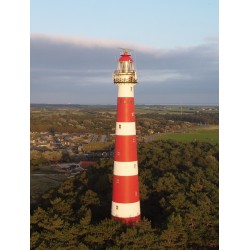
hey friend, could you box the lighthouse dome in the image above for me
[119,51,134,62]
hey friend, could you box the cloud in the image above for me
[30,33,218,105]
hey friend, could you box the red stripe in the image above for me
[114,135,137,162]
[116,97,135,122]
[112,175,140,203]
[112,215,141,224]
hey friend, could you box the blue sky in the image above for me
[30,0,219,104]
[31,0,218,48]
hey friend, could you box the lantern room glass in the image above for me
[119,62,134,73]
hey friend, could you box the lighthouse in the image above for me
[111,49,141,224]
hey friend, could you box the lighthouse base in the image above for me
[112,215,141,224]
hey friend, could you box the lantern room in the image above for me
[118,51,135,73]
[113,49,138,84]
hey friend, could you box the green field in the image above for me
[30,165,69,203]
[31,173,68,198]
[155,126,219,144]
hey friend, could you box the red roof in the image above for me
[80,161,96,168]
[119,51,133,62]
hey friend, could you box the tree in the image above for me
[31,140,219,249]
[42,151,62,163]
[115,219,157,249]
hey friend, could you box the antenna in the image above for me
[180,103,183,120]
[117,48,134,54]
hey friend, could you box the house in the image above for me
[79,161,96,170]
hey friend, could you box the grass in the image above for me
[155,126,219,144]
[31,175,66,197]
[30,166,68,201]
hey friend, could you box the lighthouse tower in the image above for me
[111,49,141,224]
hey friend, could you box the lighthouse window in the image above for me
[119,62,124,72]
[131,87,133,91]
[119,124,121,129]
[116,179,119,184]
[132,112,134,116]
[135,191,137,196]
[117,151,120,156]
[120,62,126,72]
[116,206,118,210]
[128,62,132,71]
[126,62,129,71]
[124,61,128,72]
[133,138,136,143]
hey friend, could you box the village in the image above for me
[30,131,109,151]
[30,130,115,177]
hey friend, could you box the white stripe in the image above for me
[114,161,138,176]
[116,122,136,135]
[111,201,140,218]
[117,84,135,97]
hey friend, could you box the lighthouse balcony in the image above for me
[113,72,137,84]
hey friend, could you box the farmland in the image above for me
[154,125,219,144]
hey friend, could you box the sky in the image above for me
[31,0,218,104]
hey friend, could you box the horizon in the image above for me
[30,102,219,107]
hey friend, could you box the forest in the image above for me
[31,140,219,249]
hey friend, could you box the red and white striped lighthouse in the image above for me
[111,49,141,224]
